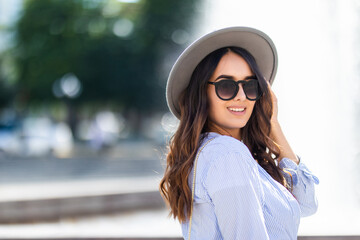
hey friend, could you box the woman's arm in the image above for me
[268,86,299,165]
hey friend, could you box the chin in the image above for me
[225,124,246,130]
[229,120,248,128]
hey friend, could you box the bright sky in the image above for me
[0,0,21,25]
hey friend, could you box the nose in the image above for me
[234,84,246,101]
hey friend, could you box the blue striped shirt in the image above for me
[182,132,319,239]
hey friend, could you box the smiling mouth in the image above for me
[228,107,245,112]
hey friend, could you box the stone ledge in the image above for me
[0,191,164,223]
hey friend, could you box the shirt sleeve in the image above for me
[204,150,270,239]
[279,158,320,217]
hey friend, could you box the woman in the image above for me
[160,27,319,239]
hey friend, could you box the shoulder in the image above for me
[200,133,254,166]
[196,133,259,187]
[198,133,262,197]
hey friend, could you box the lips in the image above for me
[227,106,247,115]
[228,107,245,112]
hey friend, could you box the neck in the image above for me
[207,121,241,141]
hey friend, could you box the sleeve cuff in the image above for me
[279,158,320,186]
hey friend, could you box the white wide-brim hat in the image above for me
[166,26,278,119]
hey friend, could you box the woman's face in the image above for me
[207,51,256,139]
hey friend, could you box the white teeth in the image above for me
[228,107,245,112]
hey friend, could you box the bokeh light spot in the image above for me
[113,18,134,38]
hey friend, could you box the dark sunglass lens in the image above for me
[217,80,237,100]
[243,80,259,100]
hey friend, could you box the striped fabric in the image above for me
[181,132,319,240]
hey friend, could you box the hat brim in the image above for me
[166,26,278,119]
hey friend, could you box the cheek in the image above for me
[248,102,256,116]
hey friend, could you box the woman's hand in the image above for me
[267,83,299,165]
[267,83,279,124]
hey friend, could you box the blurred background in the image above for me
[0,0,359,239]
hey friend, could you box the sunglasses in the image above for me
[208,78,262,101]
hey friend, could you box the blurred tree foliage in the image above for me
[0,59,15,110]
[12,0,199,136]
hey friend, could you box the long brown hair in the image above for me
[160,47,286,223]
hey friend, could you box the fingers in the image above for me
[270,88,277,104]
[265,80,277,103]
[265,80,278,122]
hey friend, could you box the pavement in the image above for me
[0,140,166,183]
[0,140,168,223]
